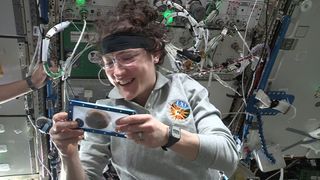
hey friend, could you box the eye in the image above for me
[105,60,114,66]
[104,57,114,67]
[118,52,140,62]
[119,54,135,61]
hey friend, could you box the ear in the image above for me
[151,50,161,64]
[153,56,159,64]
[151,54,159,64]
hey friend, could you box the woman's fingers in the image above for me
[51,121,79,133]
[50,128,84,140]
[52,112,68,123]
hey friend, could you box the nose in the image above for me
[112,63,126,78]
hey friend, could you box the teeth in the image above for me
[117,79,132,85]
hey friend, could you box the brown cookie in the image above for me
[85,109,111,129]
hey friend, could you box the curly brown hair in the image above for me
[96,0,168,64]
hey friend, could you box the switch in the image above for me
[84,89,93,99]
[0,145,7,153]
[0,164,10,172]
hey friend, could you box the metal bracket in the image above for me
[247,90,295,115]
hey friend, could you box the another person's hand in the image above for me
[30,63,47,89]
[49,112,84,157]
[30,62,58,89]
[115,114,169,148]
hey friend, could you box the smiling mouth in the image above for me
[116,78,134,86]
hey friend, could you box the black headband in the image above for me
[101,32,154,54]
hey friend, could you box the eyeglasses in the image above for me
[102,49,145,69]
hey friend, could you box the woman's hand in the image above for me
[49,112,84,157]
[115,114,169,148]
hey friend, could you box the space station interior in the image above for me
[0,0,319,179]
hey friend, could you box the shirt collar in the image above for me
[108,71,169,99]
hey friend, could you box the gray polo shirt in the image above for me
[79,72,239,180]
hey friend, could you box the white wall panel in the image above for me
[263,0,320,158]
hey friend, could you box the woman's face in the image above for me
[102,48,159,105]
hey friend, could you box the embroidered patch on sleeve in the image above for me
[169,100,190,121]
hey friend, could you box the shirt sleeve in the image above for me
[183,75,239,176]
[79,132,111,179]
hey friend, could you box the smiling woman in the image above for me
[48,1,239,180]
[102,47,158,105]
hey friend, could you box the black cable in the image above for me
[254,0,270,72]
[66,79,76,98]
[246,0,270,97]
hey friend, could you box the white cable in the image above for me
[71,21,82,32]
[265,159,299,180]
[41,39,50,63]
[42,21,71,63]
[46,21,71,39]
[228,103,245,128]
[165,43,180,71]
[62,19,87,81]
[203,9,218,24]
[212,73,242,97]
[156,0,204,51]
[163,11,202,50]
[287,104,297,121]
[242,0,258,56]
[69,36,93,68]
[27,28,42,76]
[70,43,94,66]
[251,43,270,57]
[61,76,69,108]
[25,113,53,180]
[206,34,223,53]
[222,110,254,118]
[204,28,209,52]
[234,25,253,57]
[202,29,228,75]
[68,20,87,62]
[279,168,284,180]
[37,153,54,179]
[206,28,228,54]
